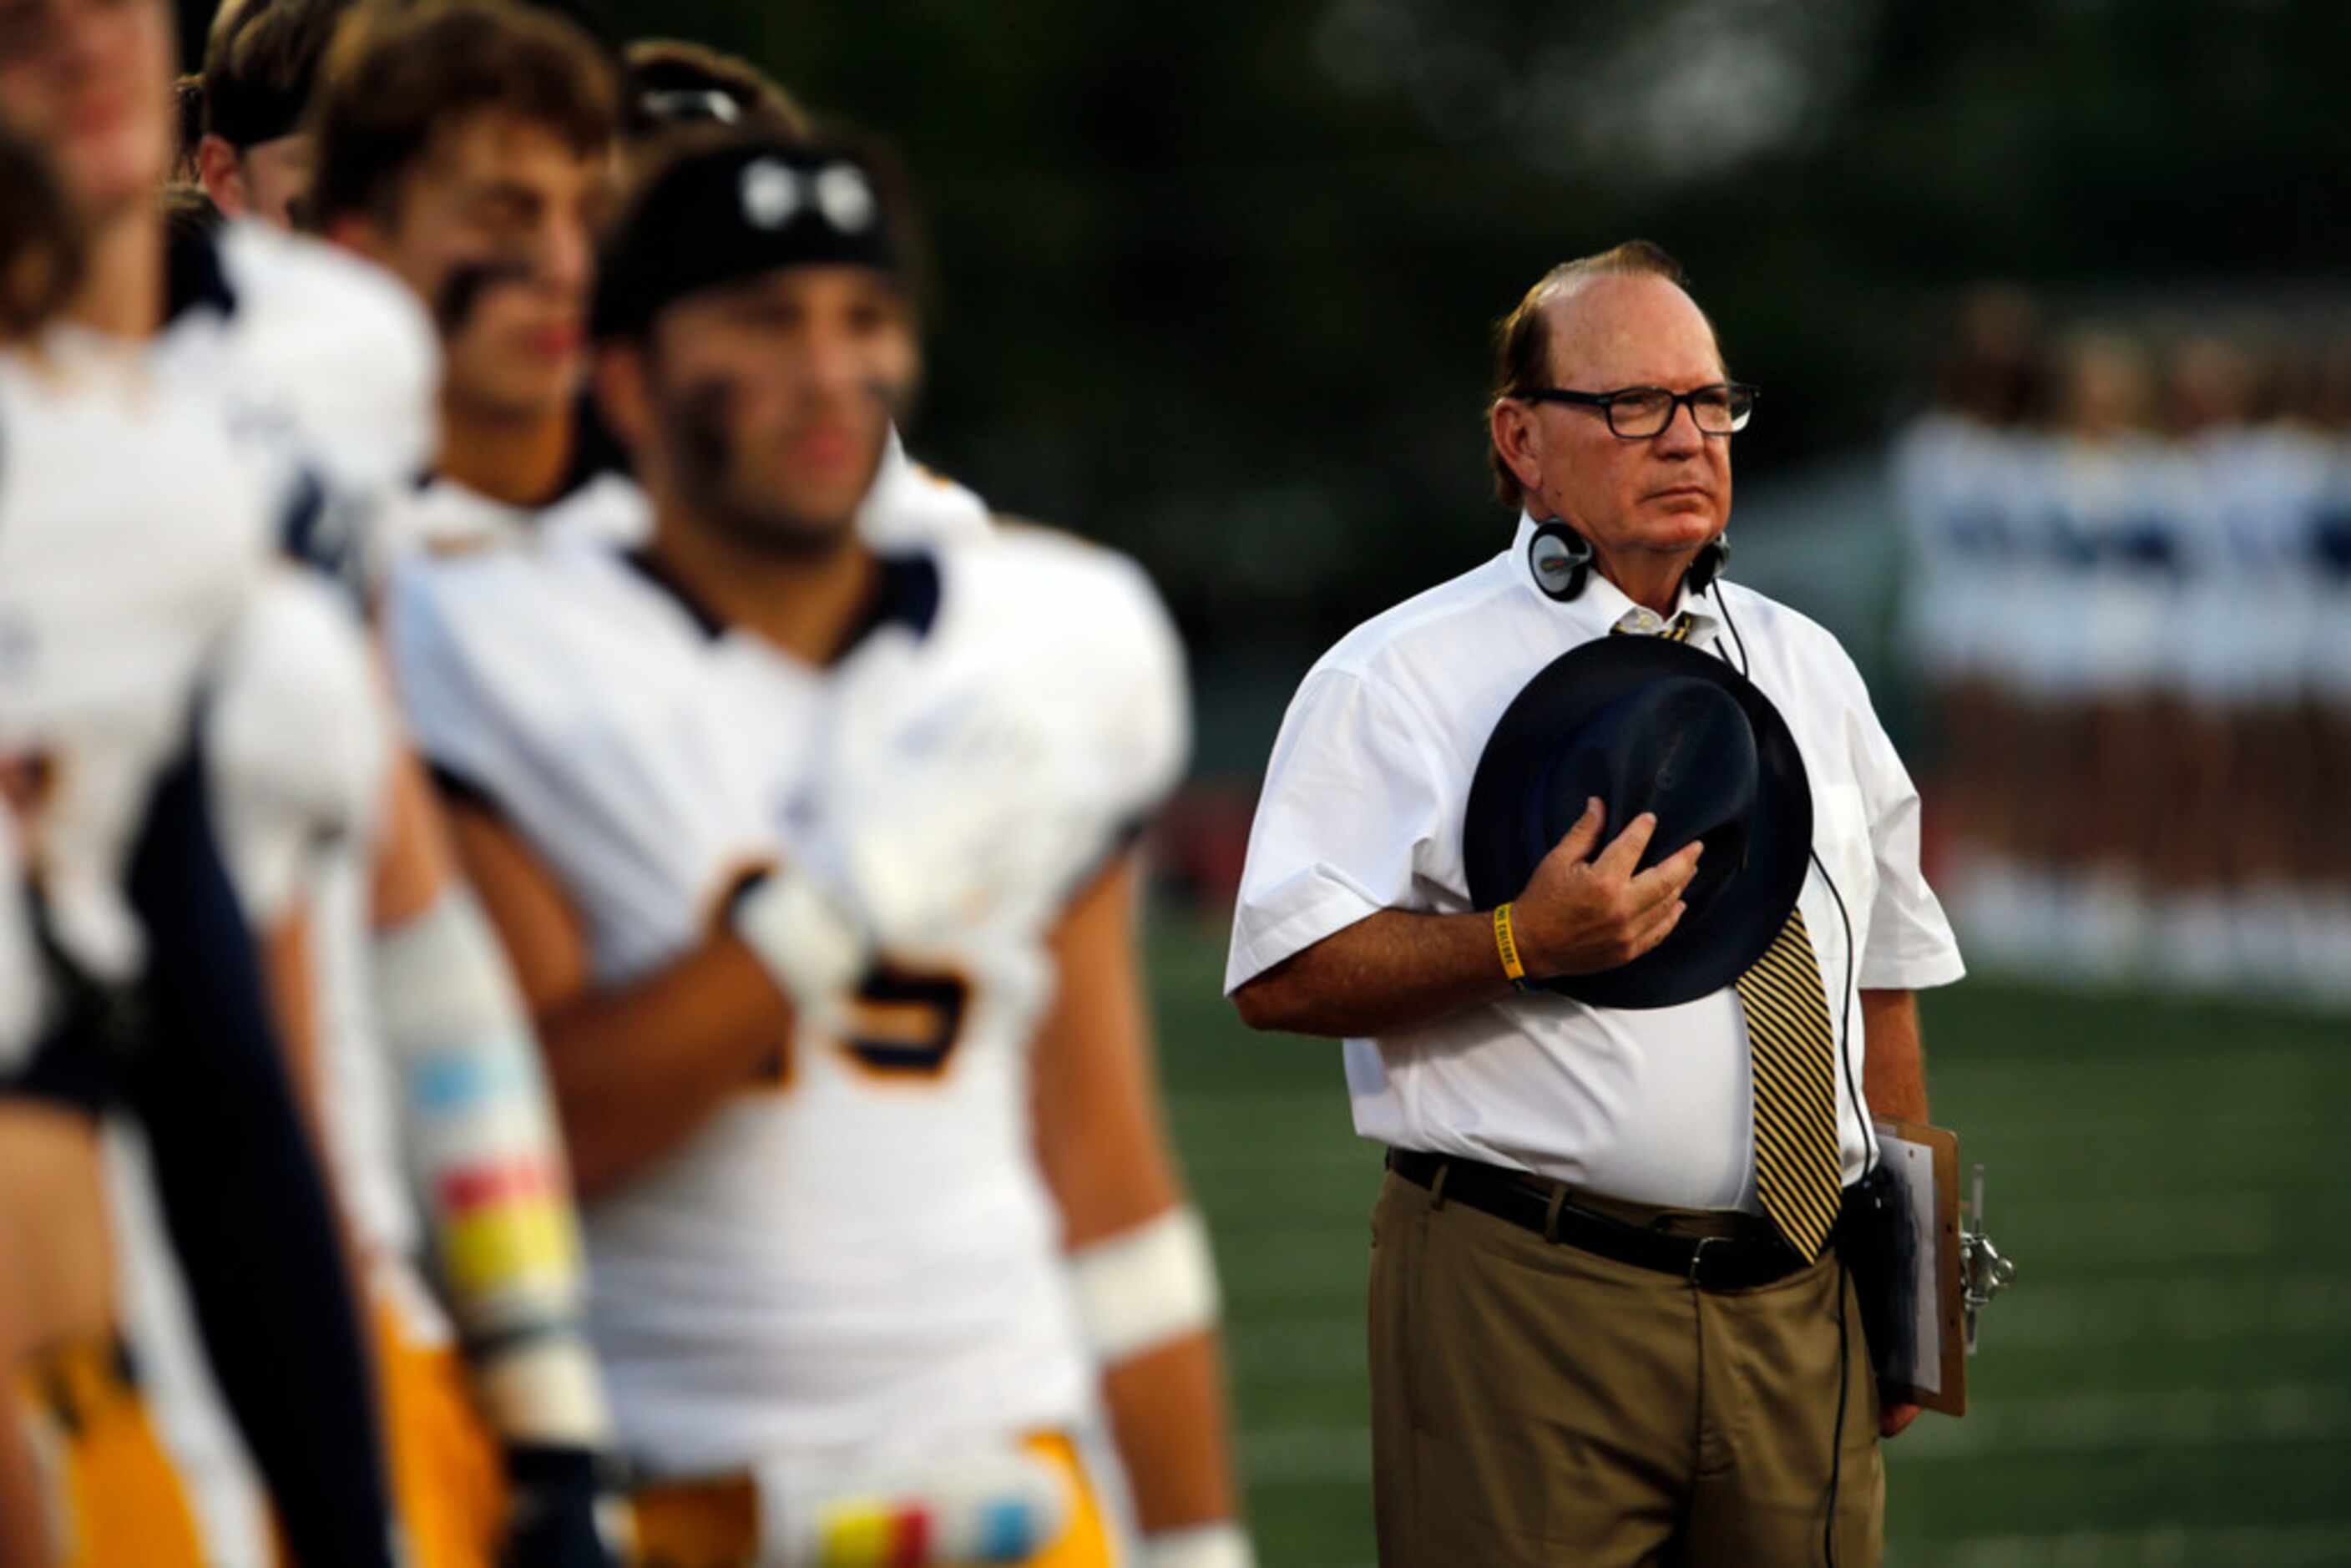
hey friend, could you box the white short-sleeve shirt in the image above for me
[1225,513,1964,1211]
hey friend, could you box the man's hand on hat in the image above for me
[1511,798,1705,979]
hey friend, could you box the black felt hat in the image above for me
[1464,635,1813,1009]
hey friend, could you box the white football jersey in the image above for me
[204,565,423,1267]
[152,220,442,594]
[858,427,993,549]
[0,340,285,1563]
[206,567,388,919]
[0,341,271,1032]
[390,528,1189,1475]
[379,470,652,560]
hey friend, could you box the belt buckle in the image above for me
[1686,1234,1723,1287]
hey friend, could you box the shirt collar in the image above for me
[619,545,942,663]
[1508,510,1721,642]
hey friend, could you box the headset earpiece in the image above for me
[1682,533,1731,597]
[1528,521,1595,602]
[1532,524,1728,603]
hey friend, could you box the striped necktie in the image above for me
[1611,611,1842,1258]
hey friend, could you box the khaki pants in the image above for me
[1368,1169,1884,1567]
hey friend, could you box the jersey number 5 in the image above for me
[756,965,972,1089]
[841,967,970,1079]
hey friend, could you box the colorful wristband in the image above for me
[1493,901,1529,989]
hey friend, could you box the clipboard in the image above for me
[1867,1117,1969,1417]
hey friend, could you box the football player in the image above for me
[622,36,811,153]
[391,135,1253,1567]
[0,123,397,1567]
[615,44,1002,557]
[306,23,1090,1553]
[0,0,628,1560]
[306,0,636,557]
[191,0,346,227]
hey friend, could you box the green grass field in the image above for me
[1147,918,2351,1566]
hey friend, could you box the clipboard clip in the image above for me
[1959,1161,2018,1355]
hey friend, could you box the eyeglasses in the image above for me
[1518,382,1758,439]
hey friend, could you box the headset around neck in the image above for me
[1526,517,1731,604]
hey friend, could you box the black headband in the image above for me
[591,139,904,341]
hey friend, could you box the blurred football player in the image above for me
[191,0,346,226]
[613,39,997,558]
[309,0,640,554]
[391,135,1253,1568]
[0,0,628,1560]
[621,36,811,157]
[0,122,398,1568]
[310,31,1140,1556]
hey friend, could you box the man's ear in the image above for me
[195,134,247,218]
[1489,398,1546,501]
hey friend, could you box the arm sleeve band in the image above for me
[1142,1522,1258,1568]
[373,884,611,1449]
[1068,1204,1222,1368]
[124,746,397,1568]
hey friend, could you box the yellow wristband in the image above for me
[1493,901,1528,989]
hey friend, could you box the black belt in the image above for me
[1387,1149,1818,1292]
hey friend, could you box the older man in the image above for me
[1226,241,1964,1567]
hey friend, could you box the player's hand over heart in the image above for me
[1509,798,1705,979]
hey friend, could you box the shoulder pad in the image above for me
[207,569,387,916]
[215,223,442,495]
[857,433,992,548]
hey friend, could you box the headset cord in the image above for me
[1826,1250,1851,1568]
[1710,578,1753,680]
[1812,842,1865,1568]
[1713,583,1871,1565]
